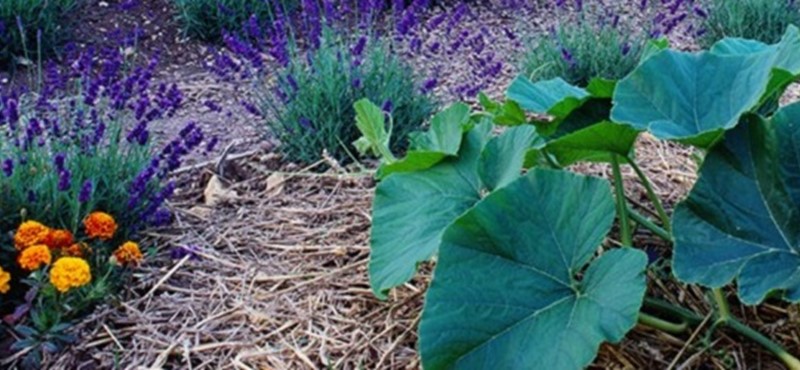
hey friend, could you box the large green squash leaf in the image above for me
[420,169,648,369]
[710,26,800,112]
[545,121,639,166]
[478,125,538,190]
[477,92,527,126]
[377,103,471,178]
[673,105,800,304]
[524,99,639,167]
[638,38,669,65]
[506,76,589,120]
[370,123,533,299]
[586,78,617,98]
[611,49,777,148]
[711,25,800,76]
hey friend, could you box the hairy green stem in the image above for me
[627,206,672,242]
[611,155,632,246]
[638,312,689,334]
[625,157,672,233]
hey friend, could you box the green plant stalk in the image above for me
[727,318,800,370]
[627,206,672,242]
[638,312,688,334]
[611,155,633,246]
[712,288,732,324]
[643,297,705,325]
[646,292,800,369]
[625,156,672,232]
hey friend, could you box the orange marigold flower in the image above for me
[83,212,117,240]
[62,242,89,257]
[49,257,91,293]
[14,221,51,250]
[113,241,143,266]
[0,267,10,294]
[18,244,52,271]
[44,229,75,249]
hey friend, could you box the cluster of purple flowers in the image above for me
[214,0,506,105]
[0,35,207,232]
[644,0,704,38]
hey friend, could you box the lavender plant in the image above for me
[698,0,800,47]
[0,46,205,238]
[517,0,696,86]
[173,0,298,41]
[216,0,439,165]
[0,0,83,67]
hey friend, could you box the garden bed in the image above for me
[29,135,795,369]
[2,0,800,369]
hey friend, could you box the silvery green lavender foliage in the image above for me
[517,0,700,86]
[0,0,83,67]
[0,45,211,238]
[698,0,800,47]
[216,0,510,165]
[173,0,299,41]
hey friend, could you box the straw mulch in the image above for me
[42,132,800,369]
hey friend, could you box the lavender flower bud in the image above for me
[79,180,93,203]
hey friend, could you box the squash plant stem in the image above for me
[642,293,800,369]
[611,155,632,246]
[624,156,672,233]
[626,206,672,242]
[638,312,688,334]
[711,288,732,324]
[727,318,800,370]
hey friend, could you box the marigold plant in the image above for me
[0,267,10,294]
[2,213,146,366]
[49,257,92,293]
[44,229,75,250]
[18,245,52,271]
[62,242,89,258]
[83,212,117,240]
[113,241,143,266]
[14,221,51,250]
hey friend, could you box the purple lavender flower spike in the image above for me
[79,180,93,203]
[2,159,13,177]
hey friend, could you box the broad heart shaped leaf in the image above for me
[477,92,527,126]
[586,78,616,98]
[420,169,648,370]
[611,48,777,148]
[524,99,639,167]
[638,38,669,65]
[478,125,538,190]
[710,26,800,111]
[370,123,535,299]
[546,121,639,167]
[377,103,471,178]
[673,106,800,304]
[506,76,589,120]
[370,126,488,299]
[711,25,800,76]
